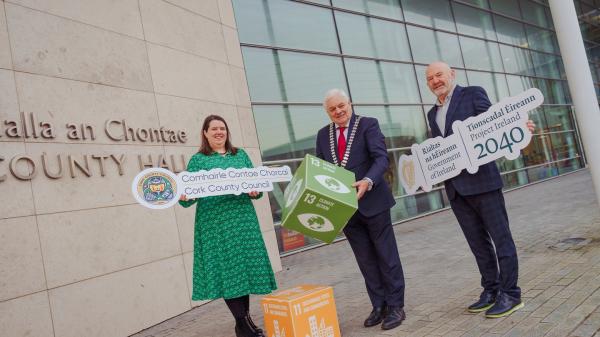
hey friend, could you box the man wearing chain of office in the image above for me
[315,89,406,331]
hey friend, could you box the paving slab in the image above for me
[132,170,600,337]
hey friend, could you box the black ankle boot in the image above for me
[235,315,264,337]
[246,314,265,337]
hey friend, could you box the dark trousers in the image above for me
[450,189,521,299]
[343,210,405,308]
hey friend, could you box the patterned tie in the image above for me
[337,126,346,160]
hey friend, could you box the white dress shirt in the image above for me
[435,85,456,136]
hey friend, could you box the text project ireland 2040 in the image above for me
[399,88,543,195]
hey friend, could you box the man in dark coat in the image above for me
[425,61,534,318]
[315,89,406,330]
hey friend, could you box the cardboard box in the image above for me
[281,154,358,243]
[262,285,341,337]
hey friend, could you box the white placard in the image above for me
[132,166,292,209]
[179,166,292,198]
[399,88,543,195]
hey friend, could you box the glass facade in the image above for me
[575,0,600,96]
[232,0,595,255]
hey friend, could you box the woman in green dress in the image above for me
[179,115,277,337]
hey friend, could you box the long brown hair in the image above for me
[199,115,238,155]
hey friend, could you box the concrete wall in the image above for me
[0,1,281,336]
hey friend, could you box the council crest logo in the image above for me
[132,168,181,209]
[314,175,351,194]
[297,213,334,232]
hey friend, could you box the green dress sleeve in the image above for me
[179,154,200,208]
[240,149,263,200]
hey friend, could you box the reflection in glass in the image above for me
[506,75,534,96]
[549,132,579,161]
[493,73,511,101]
[530,51,564,79]
[586,42,600,63]
[523,133,554,177]
[526,163,558,183]
[490,0,521,18]
[407,26,464,68]
[242,47,284,102]
[253,105,292,160]
[391,190,445,220]
[525,25,559,53]
[580,1,597,16]
[453,3,496,40]
[253,105,330,161]
[501,170,528,189]
[519,0,551,28]
[345,59,421,103]
[458,0,489,9]
[460,37,503,72]
[335,12,411,61]
[494,15,528,47]
[544,6,554,29]
[526,107,547,132]
[557,157,582,175]
[499,45,534,76]
[534,79,569,104]
[332,0,403,20]
[497,156,525,173]
[580,21,598,42]
[544,106,574,131]
[357,105,427,149]
[563,80,573,104]
[497,156,527,189]
[466,71,509,102]
[401,0,455,31]
[232,0,338,53]
[242,47,347,102]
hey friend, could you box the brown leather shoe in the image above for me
[381,306,405,330]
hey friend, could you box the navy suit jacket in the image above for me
[316,114,395,217]
[427,85,503,200]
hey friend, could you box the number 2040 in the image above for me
[475,127,525,160]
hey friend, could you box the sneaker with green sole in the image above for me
[467,292,496,313]
[485,294,523,318]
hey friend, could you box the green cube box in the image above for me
[281,154,358,244]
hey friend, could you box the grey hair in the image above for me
[323,89,349,108]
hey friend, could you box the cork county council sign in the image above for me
[132,166,293,209]
[399,88,544,195]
